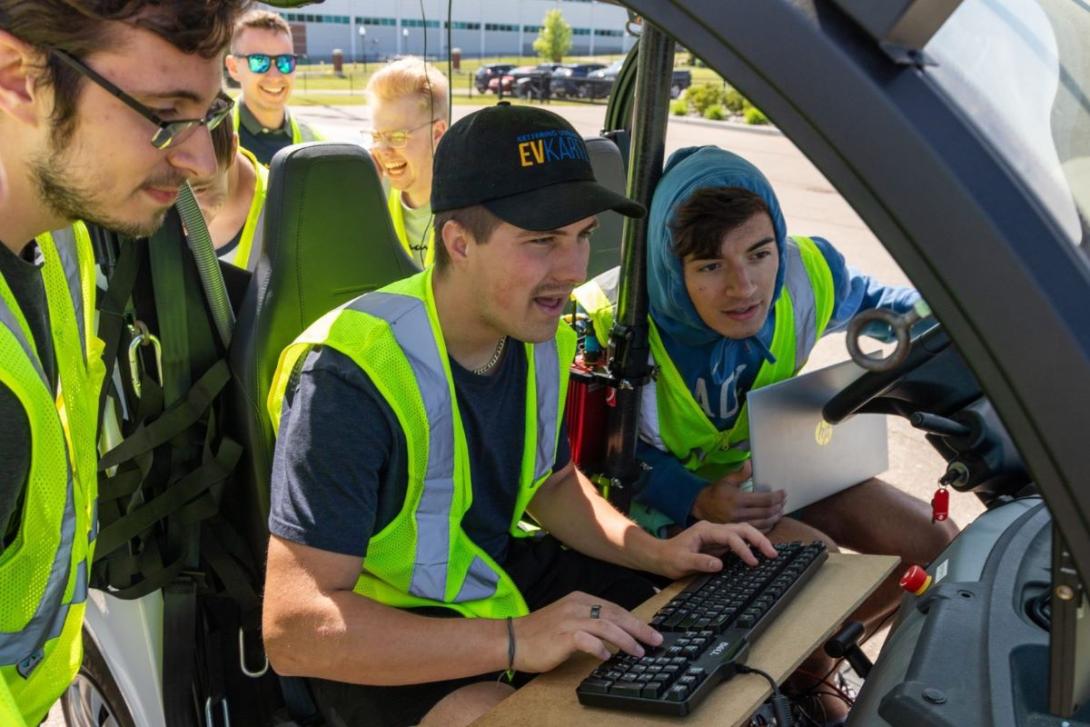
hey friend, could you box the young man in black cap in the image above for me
[262,104,777,727]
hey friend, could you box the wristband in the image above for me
[505,616,516,682]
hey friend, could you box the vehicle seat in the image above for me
[226,142,416,560]
[585,136,628,279]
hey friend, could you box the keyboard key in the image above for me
[579,678,612,695]
[612,682,645,698]
[667,685,689,702]
[641,682,664,699]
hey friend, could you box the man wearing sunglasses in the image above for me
[0,1,246,723]
[226,9,323,167]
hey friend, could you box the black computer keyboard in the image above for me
[576,541,828,716]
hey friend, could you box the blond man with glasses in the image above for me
[366,57,449,268]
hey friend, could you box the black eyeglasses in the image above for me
[242,53,298,75]
[49,48,234,150]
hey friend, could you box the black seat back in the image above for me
[227,142,416,558]
[585,136,629,279]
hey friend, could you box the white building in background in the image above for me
[259,0,636,62]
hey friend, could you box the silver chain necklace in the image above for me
[471,336,507,376]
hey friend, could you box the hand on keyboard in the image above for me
[577,541,829,716]
[653,521,778,580]
[513,591,664,673]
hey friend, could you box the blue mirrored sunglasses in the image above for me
[244,53,297,74]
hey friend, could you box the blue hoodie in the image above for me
[635,147,919,526]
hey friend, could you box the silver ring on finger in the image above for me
[590,604,601,619]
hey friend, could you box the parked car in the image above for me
[511,63,565,98]
[474,63,514,94]
[487,64,535,95]
[586,59,693,99]
[549,63,607,98]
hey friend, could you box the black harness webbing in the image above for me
[89,213,271,727]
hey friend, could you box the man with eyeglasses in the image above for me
[226,9,323,167]
[366,57,449,268]
[0,1,246,723]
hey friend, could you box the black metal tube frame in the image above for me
[603,22,675,506]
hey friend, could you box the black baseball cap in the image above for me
[431,103,645,231]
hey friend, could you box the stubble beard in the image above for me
[31,133,174,239]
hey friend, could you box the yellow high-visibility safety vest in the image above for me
[387,188,435,268]
[573,235,835,484]
[218,146,269,272]
[268,268,575,618]
[0,222,104,723]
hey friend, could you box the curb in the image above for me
[668,114,783,136]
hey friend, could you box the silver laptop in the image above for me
[747,358,889,512]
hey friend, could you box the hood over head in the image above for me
[646,146,788,382]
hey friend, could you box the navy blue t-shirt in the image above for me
[269,339,570,565]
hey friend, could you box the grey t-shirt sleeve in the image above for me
[268,346,394,558]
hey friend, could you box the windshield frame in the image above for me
[618,0,1090,580]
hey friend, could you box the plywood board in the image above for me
[473,553,899,727]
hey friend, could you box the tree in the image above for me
[533,9,573,63]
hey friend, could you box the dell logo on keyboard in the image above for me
[709,640,731,658]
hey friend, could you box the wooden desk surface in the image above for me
[473,553,898,727]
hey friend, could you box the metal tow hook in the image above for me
[846,299,933,372]
[127,320,163,398]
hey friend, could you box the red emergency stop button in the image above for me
[900,564,932,596]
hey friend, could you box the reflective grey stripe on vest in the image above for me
[0,297,84,665]
[532,339,560,481]
[0,480,81,666]
[49,227,88,358]
[0,296,47,386]
[246,207,266,273]
[350,292,455,602]
[782,240,819,366]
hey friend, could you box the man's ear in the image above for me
[0,30,47,128]
[225,54,242,83]
[440,218,471,266]
[431,119,448,145]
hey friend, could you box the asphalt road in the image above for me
[46,101,982,726]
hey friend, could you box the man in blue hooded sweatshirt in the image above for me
[575,147,958,631]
